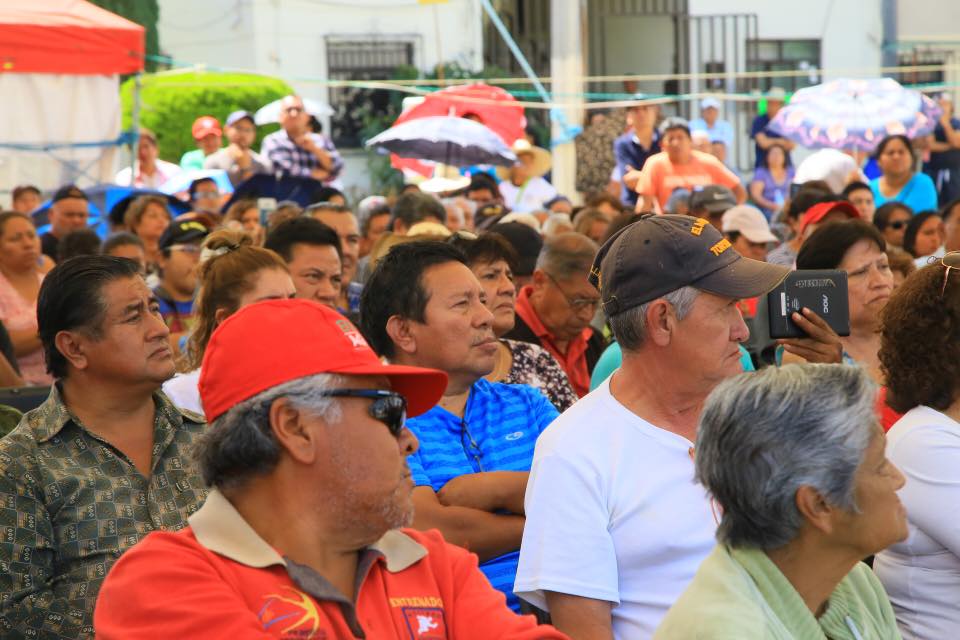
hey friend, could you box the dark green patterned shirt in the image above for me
[0,385,208,639]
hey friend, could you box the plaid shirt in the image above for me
[260,129,343,184]
[0,385,207,639]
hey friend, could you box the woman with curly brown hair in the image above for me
[874,254,960,640]
[161,229,295,414]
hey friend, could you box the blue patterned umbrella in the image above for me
[768,78,942,152]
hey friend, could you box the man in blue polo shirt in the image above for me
[613,101,661,208]
[360,241,559,612]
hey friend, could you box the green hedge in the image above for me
[120,70,295,162]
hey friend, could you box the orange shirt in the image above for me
[515,286,593,397]
[637,150,741,210]
[94,490,567,640]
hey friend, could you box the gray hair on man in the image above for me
[695,363,877,550]
[608,286,700,351]
[196,373,344,490]
[535,231,598,280]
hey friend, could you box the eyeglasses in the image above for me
[316,389,407,436]
[543,271,601,312]
[940,251,960,298]
[460,419,485,472]
[888,220,908,230]
[168,243,202,255]
[283,106,304,115]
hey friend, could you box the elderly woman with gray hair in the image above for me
[655,364,906,639]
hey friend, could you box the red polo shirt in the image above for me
[94,490,567,640]
[515,286,592,397]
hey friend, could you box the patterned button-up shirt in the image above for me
[0,385,208,639]
[260,129,343,185]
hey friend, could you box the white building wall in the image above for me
[158,0,484,196]
[688,0,883,79]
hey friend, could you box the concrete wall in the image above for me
[158,0,485,196]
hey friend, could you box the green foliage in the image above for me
[87,0,160,72]
[120,71,294,162]
[361,62,514,196]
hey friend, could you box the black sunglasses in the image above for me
[888,220,908,230]
[316,389,407,436]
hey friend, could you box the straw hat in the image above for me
[419,164,471,194]
[496,139,552,181]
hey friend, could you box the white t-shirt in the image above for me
[162,368,203,415]
[874,405,960,640]
[514,376,716,639]
[499,177,558,213]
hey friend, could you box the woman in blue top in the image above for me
[870,135,938,213]
[749,143,794,220]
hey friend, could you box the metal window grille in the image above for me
[746,39,822,93]
[326,38,417,148]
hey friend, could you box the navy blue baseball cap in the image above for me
[589,214,788,315]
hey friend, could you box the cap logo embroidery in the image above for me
[336,319,369,348]
[589,265,602,291]
[179,221,207,233]
[690,218,708,236]
[709,238,732,256]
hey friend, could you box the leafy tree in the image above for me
[88,0,160,72]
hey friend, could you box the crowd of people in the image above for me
[0,89,959,639]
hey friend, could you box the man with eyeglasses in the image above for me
[93,299,567,639]
[154,220,209,354]
[204,110,272,186]
[261,95,343,187]
[360,241,560,612]
[504,232,608,397]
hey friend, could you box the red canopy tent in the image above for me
[0,0,145,191]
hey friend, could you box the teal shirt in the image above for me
[655,545,901,639]
[589,342,755,391]
[179,148,208,171]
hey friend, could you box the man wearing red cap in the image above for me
[93,299,567,639]
[180,116,224,170]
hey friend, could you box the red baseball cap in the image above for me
[191,116,222,140]
[199,299,448,423]
[799,200,861,236]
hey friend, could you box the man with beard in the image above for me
[93,299,565,639]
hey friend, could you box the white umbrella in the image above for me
[254,97,334,125]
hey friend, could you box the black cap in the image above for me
[488,222,543,276]
[52,184,88,203]
[474,203,508,231]
[688,185,736,215]
[159,220,209,251]
[589,214,788,315]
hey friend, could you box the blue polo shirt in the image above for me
[613,131,661,206]
[406,379,559,610]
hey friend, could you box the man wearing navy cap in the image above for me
[515,214,789,639]
[154,220,209,354]
[204,110,272,186]
[42,185,90,260]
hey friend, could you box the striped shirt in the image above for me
[406,379,559,611]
